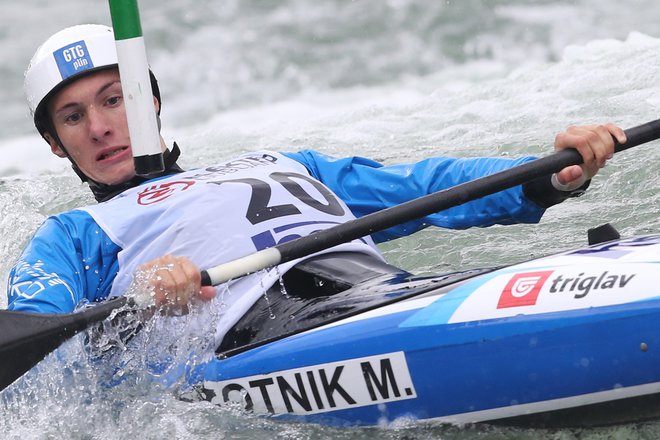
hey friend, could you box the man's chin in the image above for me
[91,170,136,186]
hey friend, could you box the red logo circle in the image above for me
[137,180,195,205]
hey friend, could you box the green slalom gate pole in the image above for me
[108,0,164,175]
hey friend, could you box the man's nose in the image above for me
[88,106,112,141]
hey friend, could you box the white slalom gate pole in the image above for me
[108,0,164,175]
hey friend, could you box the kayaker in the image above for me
[7,24,623,336]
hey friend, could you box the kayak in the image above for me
[2,114,659,425]
[182,228,660,428]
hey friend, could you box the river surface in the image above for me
[1,1,659,438]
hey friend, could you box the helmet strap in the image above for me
[40,119,91,182]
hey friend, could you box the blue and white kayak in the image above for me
[186,232,660,427]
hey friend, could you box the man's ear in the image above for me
[44,132,67,158]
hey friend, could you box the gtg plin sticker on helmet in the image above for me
[53,40,94,80]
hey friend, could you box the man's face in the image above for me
[46,69,140,185]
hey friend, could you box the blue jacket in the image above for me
[7,150,544,314]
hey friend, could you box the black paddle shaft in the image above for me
[270,119,660,266]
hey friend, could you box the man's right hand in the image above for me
[137,254,216,314]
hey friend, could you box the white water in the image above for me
[1,1,659,438]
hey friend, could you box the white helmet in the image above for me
[24,24,160,137]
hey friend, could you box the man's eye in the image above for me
[64,113,82,124]
[107,95,121,106]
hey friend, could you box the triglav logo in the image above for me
[497,271,554,309]
[137,181,195,205]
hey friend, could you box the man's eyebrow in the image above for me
[53,80,122,116]
[97,80,121,96]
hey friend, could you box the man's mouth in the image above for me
[97,147,129,161]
